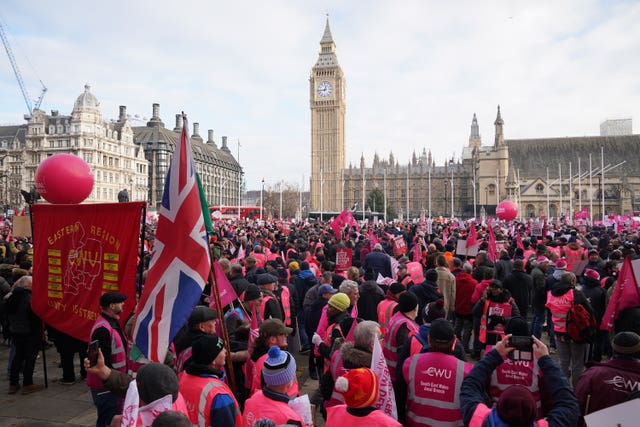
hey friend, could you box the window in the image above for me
[526,204,536,218]
[535,184,544,194]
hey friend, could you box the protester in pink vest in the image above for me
[384,292,420,382]
[403,319,473,427]
[327,367,401,427]
[243,346,304,426]
[460,334,579,427]
[87,291,128,427]
[178,335,242,427]
[248,318,299,397]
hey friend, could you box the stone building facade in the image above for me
[309,21,640,222]
[0,85,242,210]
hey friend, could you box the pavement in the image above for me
[0,340,321,427]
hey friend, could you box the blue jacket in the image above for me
[460,349,579,427]
[362,249,392,278]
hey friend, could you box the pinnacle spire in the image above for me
[321,15,334,44]
[494,105,503,125]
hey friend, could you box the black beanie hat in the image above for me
[398,292,418,313]
[191,335,225,365]
[136,363,179,404]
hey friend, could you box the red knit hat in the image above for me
[585,268,600,280]
[334,368,379,408]
[497,385,537,427]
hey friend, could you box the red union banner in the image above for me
[31,202,144,341]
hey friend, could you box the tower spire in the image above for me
[321,15,334,45]
[469,112,481,148]
[494,105,505,147]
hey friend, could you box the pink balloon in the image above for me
[35,154,94,204]
[496,200,518,221]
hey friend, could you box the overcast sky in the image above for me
[1,1,638,192]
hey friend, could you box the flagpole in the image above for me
[601,146,605,221]
[320,168,324,222]
[472,166,477,219]
[450,164,454,218]
[207,258,237,393]
[362,168,365,221]
[384,167,387,222]
[299,175,303,221]
[260,178,264,220]
[546,167,550,221]
[28,203,48,388]
[589,154,593,223]
[569,162,573,220]
[428,168,432,218]
[406,163,409,220]
[558,163,562,219]
[341,169,344,211]
[237,140,241,219]
[279,180,283,220]
[578,157,582,212]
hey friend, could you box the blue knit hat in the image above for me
[262,346,296,386]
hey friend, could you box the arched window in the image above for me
[526,204,536,218]
[549,204,557,218]
[535,184,544,194]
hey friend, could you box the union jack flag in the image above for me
[132,115,211,362]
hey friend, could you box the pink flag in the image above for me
[467,221,477,246]
[368,230,379,251]
[574,207,589,220]
[210,260,238,310]
[600,256,640,331]
[330,209,347,238]
[443,227,449,244]
[487,218,498,263]
[412,239,421,263]
[515,232,524,251]
[371,336,398,419]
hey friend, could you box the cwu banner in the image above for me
[31,202,144,342]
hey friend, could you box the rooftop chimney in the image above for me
[146,103,164,127]
[192,122,200,138]
[207,129,217,147]
[119,106,126,122]
[174,114,183,132]
[221,135,230,152]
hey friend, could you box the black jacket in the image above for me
[461,349,579,427]
[357,280,384,322]
[503,269,532,315]
[6,286,40,336]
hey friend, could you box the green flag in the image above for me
[196,172,214,234]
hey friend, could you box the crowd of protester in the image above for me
[2,215,640,426]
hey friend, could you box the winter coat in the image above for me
[578,278,606,323]
[357,280,384,322]
[454,272,477,316]
[503,269,533,316]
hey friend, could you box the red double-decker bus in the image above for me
[209,206,263,220]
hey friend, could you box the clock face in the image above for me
[316,81,333,98]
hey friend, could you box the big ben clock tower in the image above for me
[310,17,345,213]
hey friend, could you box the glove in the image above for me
[312,333,323,346]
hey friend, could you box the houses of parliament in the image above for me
[309,19,640,221]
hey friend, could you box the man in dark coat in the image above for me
[362,243,392,279]
[503,259,533,318]
[408,268,441,325]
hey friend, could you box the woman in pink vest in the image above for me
[243,346,305,426]
[326,367,401,427]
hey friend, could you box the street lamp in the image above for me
[260,178,264,220]
[279,180,283,220]
[219,178,228,207]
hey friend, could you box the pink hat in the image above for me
[555,258,567,270]
[536,256,550,264]
[585,269,600,280]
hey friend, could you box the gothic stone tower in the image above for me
[310,18,346,213]
[476,105,509,209]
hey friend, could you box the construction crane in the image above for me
[0,20,47,116]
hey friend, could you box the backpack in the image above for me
[566,296,596,343]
